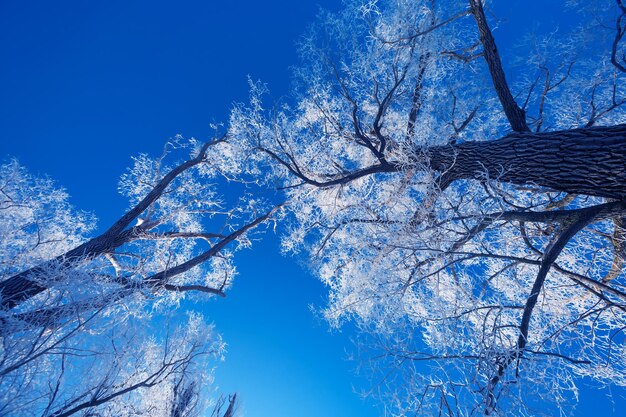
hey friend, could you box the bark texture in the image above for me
[429,124,626,200]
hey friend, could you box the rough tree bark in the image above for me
[268,124,626,201]
[430,124,626,200]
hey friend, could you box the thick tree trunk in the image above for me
[2,125,625,312]
[429,124,626,200]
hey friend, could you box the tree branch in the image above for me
[484,204,605,413]
[469,0,528,132]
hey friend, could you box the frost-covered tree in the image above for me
[229,0,626,415]
[0,136,279,416]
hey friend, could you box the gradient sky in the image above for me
[1,1,624,416]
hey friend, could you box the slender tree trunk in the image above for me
[0,206,275,312]
[429,124,626,200]
[0,231,131,311]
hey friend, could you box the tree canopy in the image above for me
[0,142,276,416]
[228,0,626,415]
[2,1,626,416]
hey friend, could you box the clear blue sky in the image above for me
[0,1,378,416]
[0,1,624,416]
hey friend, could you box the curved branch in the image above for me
[143,205,281,289]
[469,0,528,132]
[163,284,226,297]
[611,0,626,73]
[0,139,224,310]
[484,204,606,413]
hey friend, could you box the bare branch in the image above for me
[469,0,528,132]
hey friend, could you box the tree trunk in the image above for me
[0,231,130,311]
[429,124,626,200]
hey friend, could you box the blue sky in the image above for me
[0,1,624,416]
[0,1,377,416]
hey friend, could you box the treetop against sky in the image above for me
[1,0,626,416]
